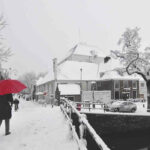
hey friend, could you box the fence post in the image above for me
[69,106,72,119]
[79,114,87,148]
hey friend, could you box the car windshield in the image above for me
[128,102,134,105]
[112,101,122,106]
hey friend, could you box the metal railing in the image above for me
[74,101,106,112]
[60,98,110,150]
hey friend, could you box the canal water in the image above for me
[103,134,150,150]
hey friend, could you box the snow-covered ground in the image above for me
[0,98,78,150]
[136,102,147,113]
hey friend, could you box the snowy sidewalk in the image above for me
[0,99,78,150]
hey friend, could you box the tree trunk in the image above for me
[146,80,150,112]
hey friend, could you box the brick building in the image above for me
[96,71,147,100]
[96,79,139,100]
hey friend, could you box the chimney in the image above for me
[53,58,57,81]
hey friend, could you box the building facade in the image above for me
[35,43,147,103]
[36,79,98,102]
[96,79,139,100]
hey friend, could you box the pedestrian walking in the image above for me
[103,103,106,112]
[13,98,19,111]
[0,76,26,136]
[0,94,13,135]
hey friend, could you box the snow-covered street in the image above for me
[0,98,78,150]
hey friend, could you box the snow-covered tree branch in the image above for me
[111,27,150,82]
[111,27,150,111]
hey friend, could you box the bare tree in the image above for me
[36,71,48,80]
[18,71,48,95]
[111,27,150,111]
[18,72,36,94]
[0,15,12,64]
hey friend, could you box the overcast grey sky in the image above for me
[1,0,150,77]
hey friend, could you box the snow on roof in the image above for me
[58,84,80,95]
[36,42,145,85]
[36,43,114,85]
[99,57,123,72]
[57,57,124,81]
[100,70,144,81]
[36,43,108,85]
[73,43,106,57]
[36,60,102,84]
[57,61,101,80]
[36,56,145,86]
[58,43,106,65]
[56,43,110,80]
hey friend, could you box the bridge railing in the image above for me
[73,101,106,112]
[60,98,110,150]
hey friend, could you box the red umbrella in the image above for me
[0,79,27,95]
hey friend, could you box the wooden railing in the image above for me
[60,98,110,150]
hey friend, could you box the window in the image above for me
[115,91,120,99]
[68,96,74,101]
[141,83,145,87]
[114,81,120,89]
[133,91,137,99]
[123,81,129,88]
[122,93,130,100]
[91,83,96,90]
[122,102,128,105]
[128,102,133,105]
[132,81,137,89]
[97,82,101,88]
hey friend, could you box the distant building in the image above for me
[36,43,110,102]
[96,70,147,100]
[139,80,147,100]
[35,43,147,102]
[96,79,139,100]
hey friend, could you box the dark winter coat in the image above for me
[13,99,19,104]
[0,94,13,120]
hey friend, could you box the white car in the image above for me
[108,101,137,113]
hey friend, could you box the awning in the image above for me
[58,84,80,95]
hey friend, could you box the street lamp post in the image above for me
[80,68,83,101]
[91,81,96,108]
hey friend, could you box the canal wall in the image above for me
[81,113,150,136]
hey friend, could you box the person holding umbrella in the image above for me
[0,94,13,135]
[0,77,26,135]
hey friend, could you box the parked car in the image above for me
[108,101,137,113]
